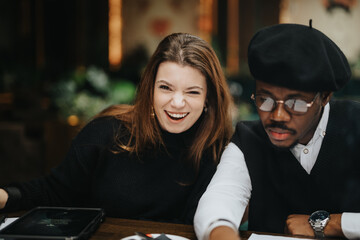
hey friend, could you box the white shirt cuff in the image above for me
[203,219,238,240]
[341,212,360,239]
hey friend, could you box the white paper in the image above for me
[121,234,189,240]
[249,233,313,240]
[0,217,18,230]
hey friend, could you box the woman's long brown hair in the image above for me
[96,33,233,172]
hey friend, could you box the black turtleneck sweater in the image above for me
[2,116,217,224]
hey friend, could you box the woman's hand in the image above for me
[0,188,8,209]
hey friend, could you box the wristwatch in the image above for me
[308,210,330,238]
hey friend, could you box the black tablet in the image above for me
[0,206,105,239]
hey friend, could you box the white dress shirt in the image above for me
[194,103,360,240]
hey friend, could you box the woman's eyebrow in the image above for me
[155,79,173,86]
[186,86,204,91]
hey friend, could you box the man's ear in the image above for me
[321,92,333,107]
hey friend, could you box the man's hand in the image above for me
[210,226,240,240]
[285,214,345,238]
[285,214,314,237]
[0,188,8,209]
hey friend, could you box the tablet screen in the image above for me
[0,207,104,238]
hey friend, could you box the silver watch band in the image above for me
[313,225,326,238]
[309,210,330,239]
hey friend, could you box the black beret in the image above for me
[248,23,351,92]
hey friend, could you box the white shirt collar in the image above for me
[310,102,329,143]
[290,103,330,173]
[294,102,329,148]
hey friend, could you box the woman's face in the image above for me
[153,61,207,133]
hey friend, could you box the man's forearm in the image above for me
[286,213,345,238]
[0,188,8,209]
[210,226,240,240]
[325,214,344,237]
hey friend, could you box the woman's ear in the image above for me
[321,92,333,107]
[204,99,208,112]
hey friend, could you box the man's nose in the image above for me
[270,103,291,122]
[171,93,185,108]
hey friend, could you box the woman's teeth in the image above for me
[167,112,188,119]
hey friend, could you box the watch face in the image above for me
[310,210,329,221]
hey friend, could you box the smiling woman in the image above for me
[153,62,207,134]
[0,33,233,225]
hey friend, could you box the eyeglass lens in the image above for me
[256,96,309,113]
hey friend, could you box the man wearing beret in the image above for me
[194,22,360,240]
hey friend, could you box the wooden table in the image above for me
[89,217,298,240]
[91,217,345,240]
[90,218,197,240]
[0,214,344,240]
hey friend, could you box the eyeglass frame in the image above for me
[250,92,320,115]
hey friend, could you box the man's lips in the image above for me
[267,127,294,141]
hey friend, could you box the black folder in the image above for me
[0,206,105,239]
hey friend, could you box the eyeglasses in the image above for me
[251,93,319,115]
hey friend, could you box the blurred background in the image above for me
[1,0,360,185]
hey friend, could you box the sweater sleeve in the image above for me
[2,142,93,212]
[1,117,116,212]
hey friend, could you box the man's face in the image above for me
[255,80,327,148]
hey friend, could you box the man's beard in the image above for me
[270,140,298,151]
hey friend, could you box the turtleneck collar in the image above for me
[159,112,204,148]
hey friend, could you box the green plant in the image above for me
[52,66,136,123]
